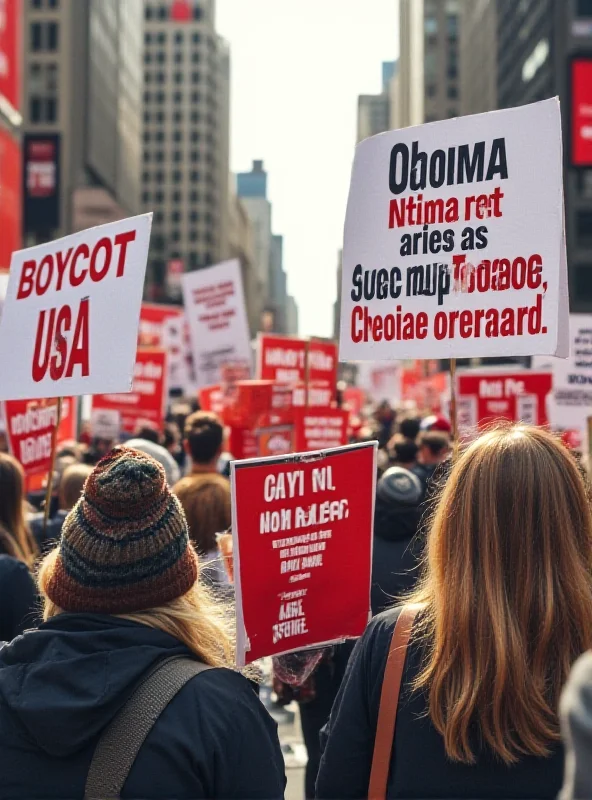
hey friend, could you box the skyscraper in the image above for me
[141,0,230,299]
[21,0,143,244]
[459,0,497,116]
[237,160,272,306]
[357,62,396,143]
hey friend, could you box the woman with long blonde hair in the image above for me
[318,425,592,799]
[0,447,284,799]
[0,453,39,641]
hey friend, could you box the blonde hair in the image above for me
[38,548,235,669]
[409,424,592,765]
[0,452,38,566]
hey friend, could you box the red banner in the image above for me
[138,302,183,347]
[307,340,338,406]
[92,349,167,434]
[257,334,307,384]
[294,408,349,452]
[0,128,21,271]
[232,442,376,665]
[572,59,592,167]
[457,371,552,437]
[0,0,20,110]
[4,396,77,478]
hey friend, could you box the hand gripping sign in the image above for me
[231,441,377,666]
[0,214,152,400]
[339,99,568,362]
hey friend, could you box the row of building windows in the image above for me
[143,110,217,129]
[145,50,201,65]
[30,0,59,9]
[145,31,203,45]
[143,90,217,110]
[30,96,58,123]
[145,4,204,21]
[144,194,215,211]
[145,71,202,84]
[149,228,214,245]
[144,130,205,143]
[142,169,217,186]
[144,151,215,166]
[425,84,458,100]
[30,21,59,51]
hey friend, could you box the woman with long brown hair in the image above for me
[0,453,39,640]
[317,425,592,799]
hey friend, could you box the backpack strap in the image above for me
[368,605,419,800]
[84,655,214,800]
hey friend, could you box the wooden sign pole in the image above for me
[449,359,459,462]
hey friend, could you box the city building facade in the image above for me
[459,0,497,116]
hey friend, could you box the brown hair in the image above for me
[0,453,38,565]
[409,424,592,764]
[58,464,92,511]
[184,411,224,464]
[174,475,231,554]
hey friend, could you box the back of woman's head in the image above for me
[411,424,592,765]
[0,453,36,563]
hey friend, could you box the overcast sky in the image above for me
[216,0,399,337]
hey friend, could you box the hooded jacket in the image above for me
[0,613,285,799]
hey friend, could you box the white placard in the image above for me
[0,214,152,400]
[340,99,568,362]
[182,258,252,388]
[0,273,8,324]
[90,408,121,441]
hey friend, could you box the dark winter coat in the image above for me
[371,512,423,616]
[0,555,39,642]
[0,613,285,799]
[317,607,564,799]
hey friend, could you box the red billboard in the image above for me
[572,59,592,166]
[0,0,20,110]
[0,127,21,270]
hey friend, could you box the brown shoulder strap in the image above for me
[84,655,213,800]
[368,605,419,800]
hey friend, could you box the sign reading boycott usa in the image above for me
[0,214,152,400]
[231,442,376,665]
[340,99,568,362]
[92,348,167,434]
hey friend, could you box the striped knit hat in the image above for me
[45,447,198,614]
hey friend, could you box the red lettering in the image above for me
[71,244,90,287]
[459,310,473,338]
[36,255,54,296]
[32,308,55,382]
[49,305,72,381]
[527,254,542,289]
[434,312,447,340]
[17,260,37,300]
[90,238,113,282]
[114,230,137,277]
[417,311,428,339]
[512,257,527,290]
[351,307,363,343]
[66,298,90,378]
[55,247,74,291]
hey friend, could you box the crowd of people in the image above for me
[1,400,592,799]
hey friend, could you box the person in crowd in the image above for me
[559,651,592,799]
[134,424,161,445]
[126,436,181,487]
[317,426,592,799]
[398,416,421,442]
[388,436,419,470]
[420,414,452,435]
[30,463,93,551]
[0,454,39,641]
[412,431,450,494]
[373,401,396,449]
[163,421,186,472]
[0,447,285,799]
[371,466,423,616]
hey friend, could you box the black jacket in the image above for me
[0,555,39,642]
[317,607,564,799]
[371,503,422,616]
[0,613,285,799]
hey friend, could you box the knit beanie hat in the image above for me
[45,447,198,614]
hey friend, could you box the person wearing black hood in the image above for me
[0,447,285,800]
[371,466,423,616]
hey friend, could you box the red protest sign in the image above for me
[92,349,167,434]
[4,396,77,477]
[457,370,552,438]
[294,408,348,452]
[138,302,183,347]
[257,334,307,384]
[307,340,338,406]
[231,442,376,665]
[257,425,294,458]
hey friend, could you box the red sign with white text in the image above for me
[92,349,167,434]
[307,340,338,406]
[4,396,77,477]
[294,408,349,452]
[0,0,20,110]
[258,334,307,384]
[457,371,552,438]
[0,128,21,271]
[139,302,183,347]
[572,59,592,167]
[232,442,376,665]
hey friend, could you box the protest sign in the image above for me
[138,302,183,347]
[182,258,252,389]
[457,370,552,438]
[0,272,8,323]
[231,441,376,665]
[307,339,338,406]
[401,367,449,413]
[0,214,152,401]
[90,408,121,441]
[257,425,294,458]
[294,408,349,452]
[92,348,167,434]
[532,314,592,450]
[257,334,307,384]
[4,396,77,477]
[340,99,568,363]
[356,362,401,405]
[139,303,194,396]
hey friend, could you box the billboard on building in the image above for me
[571,58,592,167]
[0,127,21,270]
[23,134,60,234]
[0,0,20,111]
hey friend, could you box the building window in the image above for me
[194,6,203,19]
[577,211,592,246]
[192,51,200,63]
[172,170,182,183]
[575,265,592,301]
[191,151,200,163]
[144,151,151,163]
[144,91,151,103]
[31,23,43,51]
[155,170,164,182]
[144,112,151,123]
[144,132,151,143]
[173,131,183,142]
[143,171,151,183]
[191,112,201,124]
[156,112,164,123]
[145,32,152,44]
[175,32,184,44]
[174,90,182,103]
[173,111,183,123]
[157,52,165,63]
[424,16,437,35]
[190,191,199,202]
[447,108,457,118]
[174,71,183,84]
[191,170,200,182]
[172,190,182,203]
[142,191,151,204]
[31,0,43,8]
[192,91,201,103]
[30,97,42,122]
[156,71,165,83]
[158,5,167,20]
[190,231,198,242]
[145,5,153,20]
[171,211,181,223]
[158,32,166,44]
[144,53,152,64]
[193,32,201,43]
[155,211,164,223]
[156,131,165,142]
[190,210,199,222]
[156,91,165,103]
[447,86,458,99]
[175,51,183,64]
[156,151,164,163]
[173,151,182,163]
[446,12,458,38]
[155,190,164,203]
[192,71,201,83]
[145,73,152,83]
[47,22,58,50]
[191,130,201,141]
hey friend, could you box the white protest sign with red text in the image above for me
[457,370,552,439]
[231,442,376,665]
[92,348,167,434]
[0,214,152,400]
[182,259,252,389]
[340,99,568,362]
[4,396,77,477]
